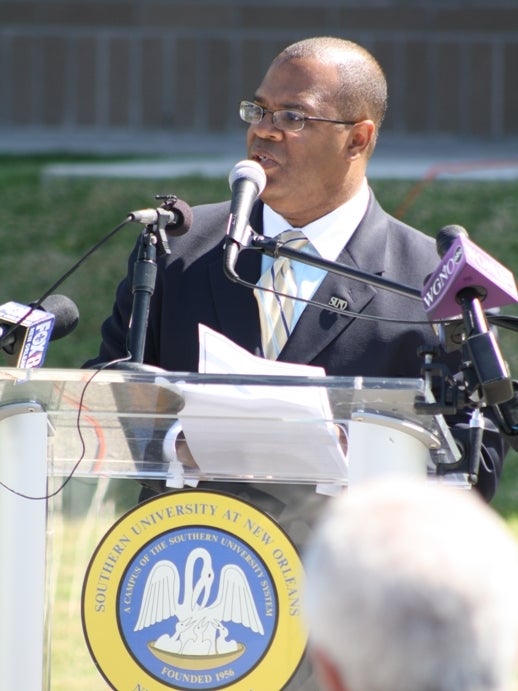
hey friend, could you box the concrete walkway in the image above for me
[45,135,518,182]
[1,128,517,181]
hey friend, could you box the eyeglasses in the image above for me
[239,100,357,132]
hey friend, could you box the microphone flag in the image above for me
[422,233,518,321]
[0,301,55,368]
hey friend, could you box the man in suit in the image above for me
[86,36,507,501]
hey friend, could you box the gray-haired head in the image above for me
[304,478,518,691]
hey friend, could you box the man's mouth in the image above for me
[251,152,277,168]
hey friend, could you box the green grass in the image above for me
[0,157,230,370]
[1,154,516,686]
[1,154,518,521]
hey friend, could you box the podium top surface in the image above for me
[0,367,459,485]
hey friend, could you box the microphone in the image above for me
[223,159,267,278]
[423,225,515,406]
[128,198,193,237]
[0,294,79,368]
[422,224,518,321]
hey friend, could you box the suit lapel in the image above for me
[206,193,391,365]
[280,193,389,364]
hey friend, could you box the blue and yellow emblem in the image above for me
[82,489,306,690]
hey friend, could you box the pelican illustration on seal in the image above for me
[133,547,265,667]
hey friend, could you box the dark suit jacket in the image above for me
[86,189,506,500]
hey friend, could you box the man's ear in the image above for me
[345,120,376,160]
[310,646,349,691]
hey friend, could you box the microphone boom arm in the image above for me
[251,234,423,300]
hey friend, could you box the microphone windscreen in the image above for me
[39,294,80,340]
[436,224,468,258]
[166,198,193,237]
[228,159,267,194]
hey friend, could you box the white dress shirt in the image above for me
[260,178,370,327]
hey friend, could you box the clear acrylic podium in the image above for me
[0,367,462,691]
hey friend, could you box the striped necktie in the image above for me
[254,230,309,359]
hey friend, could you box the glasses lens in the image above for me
[240,101,262,124]
[273,110,305,132]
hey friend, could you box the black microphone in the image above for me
[36,294,80,340]
[223,159,267,279]
[430,225,513,407]
[0,294,79,368]
[127,198,193,237]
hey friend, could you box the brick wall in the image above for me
[0,0,516,141]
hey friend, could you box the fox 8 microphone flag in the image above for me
[0,301,55,368]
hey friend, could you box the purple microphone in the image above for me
[422,225,518,321]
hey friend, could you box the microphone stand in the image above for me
[126,227,159,365]
[108,204,174,372]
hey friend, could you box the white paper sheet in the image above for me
[158,325,348,488]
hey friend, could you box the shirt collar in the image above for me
[262,178,370,262]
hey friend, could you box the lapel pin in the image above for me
[328,296,349,311]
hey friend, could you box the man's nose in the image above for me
[250,112,283,138]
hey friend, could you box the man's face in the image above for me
[246,56,356,227]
